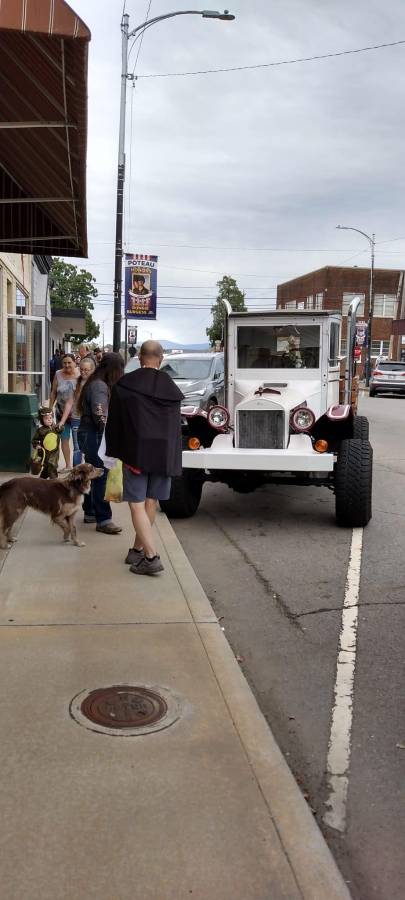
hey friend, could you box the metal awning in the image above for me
[51,307,86,335]
[0,1,90,257]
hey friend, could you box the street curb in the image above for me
[155,512,352,900]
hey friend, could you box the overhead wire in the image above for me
[136,37,405,80]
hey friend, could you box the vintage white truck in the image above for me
[160,298,372,527]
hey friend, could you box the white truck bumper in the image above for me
[182,433,335,473]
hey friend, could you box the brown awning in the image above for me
[0,1,90,257]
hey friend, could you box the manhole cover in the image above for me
[81,685,167,729]
[69,683,185,737]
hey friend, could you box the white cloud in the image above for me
[72,0,405,344]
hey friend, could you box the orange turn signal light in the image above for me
[314,439,329,453]
[188,437,201,450]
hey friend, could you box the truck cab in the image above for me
[160,305,372,527]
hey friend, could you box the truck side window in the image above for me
[330,323,340,365]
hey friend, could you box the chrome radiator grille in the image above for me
[238,409,285,449]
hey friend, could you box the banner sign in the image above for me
[125,253,158,320]
[356,321,368,347]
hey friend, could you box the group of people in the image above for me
[33,340,184,576]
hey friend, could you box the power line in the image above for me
[137,37,405,79]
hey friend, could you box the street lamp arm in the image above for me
[336,224,374,247]
[128,9,234,38]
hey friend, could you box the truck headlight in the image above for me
[208,405,230,429]
[184,389,206,397]
[291,407,315,432]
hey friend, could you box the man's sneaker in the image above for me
[129,555,164,576]
[125,547,144,565]
[83,515,96,524]
[96,522,122,535]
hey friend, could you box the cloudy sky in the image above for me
[71,0,405,345]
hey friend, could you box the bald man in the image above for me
[106,341,184,575]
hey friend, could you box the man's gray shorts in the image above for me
[123,466,171,503]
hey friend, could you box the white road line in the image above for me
[323,526,364,833]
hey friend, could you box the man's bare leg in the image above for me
[129,499,157,557]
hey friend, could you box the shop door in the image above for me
[7,315,45,404]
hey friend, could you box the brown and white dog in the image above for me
[0,463,103,549]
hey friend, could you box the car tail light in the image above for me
[208,405,230,429]
[372,369,384,376]
[290,407,315,432]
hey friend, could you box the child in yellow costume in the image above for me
[31,407,61,479]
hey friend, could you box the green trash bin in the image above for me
[0,394,39,472]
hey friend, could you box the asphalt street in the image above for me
[172,395,405,900]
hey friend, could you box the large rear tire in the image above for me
[160,471,203,518]
[335,439,372,527]
[352,415,369,440]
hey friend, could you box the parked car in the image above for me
[160,301,373,527]
[160,352,224,410]
[125,355,140,373]
[369,360,405,396]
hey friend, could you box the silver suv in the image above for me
[369,360,405,396]
[160,352,224,410]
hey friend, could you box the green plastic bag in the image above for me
[104,459,123,503]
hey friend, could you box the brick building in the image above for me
[277,266,405,374]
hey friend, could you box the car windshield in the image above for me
[237,325,320,369]
[377,362,405,372]
[161,358,212,379]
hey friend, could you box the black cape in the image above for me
[105,368,184,476]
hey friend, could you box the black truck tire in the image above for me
[335,439,373,527]
[160,472,203,518]
[352,415,369,441]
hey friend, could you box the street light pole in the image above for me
[112,9,235,352]
[113,13,129,354]
[336,225,375,386]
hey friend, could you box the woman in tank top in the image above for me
[49,353,78,469]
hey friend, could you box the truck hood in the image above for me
[234,379,322,418]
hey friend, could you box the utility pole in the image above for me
[112,9,235,352]
[113,13,129,353]
[365,234,375,385]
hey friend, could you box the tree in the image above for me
[50,258,100,343]
[206,276,247,346]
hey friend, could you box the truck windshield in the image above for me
[161,358,213,379]
[237,325,320,369]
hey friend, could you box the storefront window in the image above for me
[7,317,43,400]
[16,286,27,314]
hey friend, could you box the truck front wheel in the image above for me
[160,471,203,518]
[335,439,372,527]
[352,415,369,440]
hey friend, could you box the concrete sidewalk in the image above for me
[0,491,350,900]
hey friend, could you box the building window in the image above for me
[315,292,323,310]
[341,340,347,355]
[16,286,27,314]
[285,301,296,310]
[373,294,397,317]
[307,295,314,309]
[297,301,305,310]
[370,340,390,358]
[342,293,365,316]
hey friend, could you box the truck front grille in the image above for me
[238,409,285,449]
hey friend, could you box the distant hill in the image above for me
[118,339,211,352]
[159,340,211,351]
